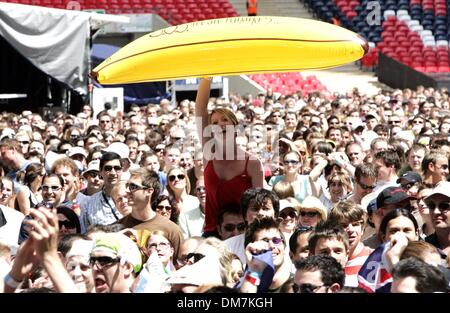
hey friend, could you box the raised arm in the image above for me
[195,78,212,147]
[330,152,355,178]
[308,155,328,198]
[309,155,328,182]
[240,240,270,293]
[248,158,264,189]
[27,208,79,293]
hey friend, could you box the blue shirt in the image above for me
[268,175,312,202]
[79,190,122,233]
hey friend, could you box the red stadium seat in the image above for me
[402,56,413,64]
[438,66,450,72]
[425,66,438,72]
[349,0,359,9]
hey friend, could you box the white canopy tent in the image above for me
[0,3,129,95]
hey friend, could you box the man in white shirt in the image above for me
[373,149,401,191]
[178,180,206,239]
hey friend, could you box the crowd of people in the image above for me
[0,78,449,293]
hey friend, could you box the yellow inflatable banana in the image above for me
[92,16,368,84]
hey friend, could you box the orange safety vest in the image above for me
[332,17,341,26]
[247,0,257,15]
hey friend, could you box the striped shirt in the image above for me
[345,245,373,287]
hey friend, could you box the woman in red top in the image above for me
[195,78,264,237]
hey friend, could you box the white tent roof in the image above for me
[0,3,129,94]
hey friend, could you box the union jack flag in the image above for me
[357,242,393,293]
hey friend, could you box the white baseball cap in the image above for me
[102,142,130,162]
[82,160,100,178]
[67,146,88,158]
[425,181,450,201]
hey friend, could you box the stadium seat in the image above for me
[425,66,438,72]
[438,66,450,72]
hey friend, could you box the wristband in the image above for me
[244,271,261,286]
[4,273,22,289]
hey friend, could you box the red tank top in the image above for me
[203,157,252,232]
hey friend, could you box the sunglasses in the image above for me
[283,160,299,165]
[19,140,30,145]
[293,283,328,293]
[177,252,206,266]
[223,223,246,232]
[279,211,297,219]
[89,256,121,267]
[59,220,76,229]
[86,172,101,179]
[126,182,148,192]
[260,236,283,245]
[156,205,172,212]
[168,174,185,182]
[300,211,319,218]
[402,182,419,190]
[358,181,376,190]
[41,185,61,192]
[155,148,164,152]
[103,165,122,172]
[425,201,450,212]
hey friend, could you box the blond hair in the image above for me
[327,171,353,192]
[300,196,327,221]
[0,138,21,152]
[145,230,171,249]
[328,200,367,226]
[198,237,235,286]
[51,157,79,176]
[167,166,191,195]
[208,108,238,126]
[111,181,127,202]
